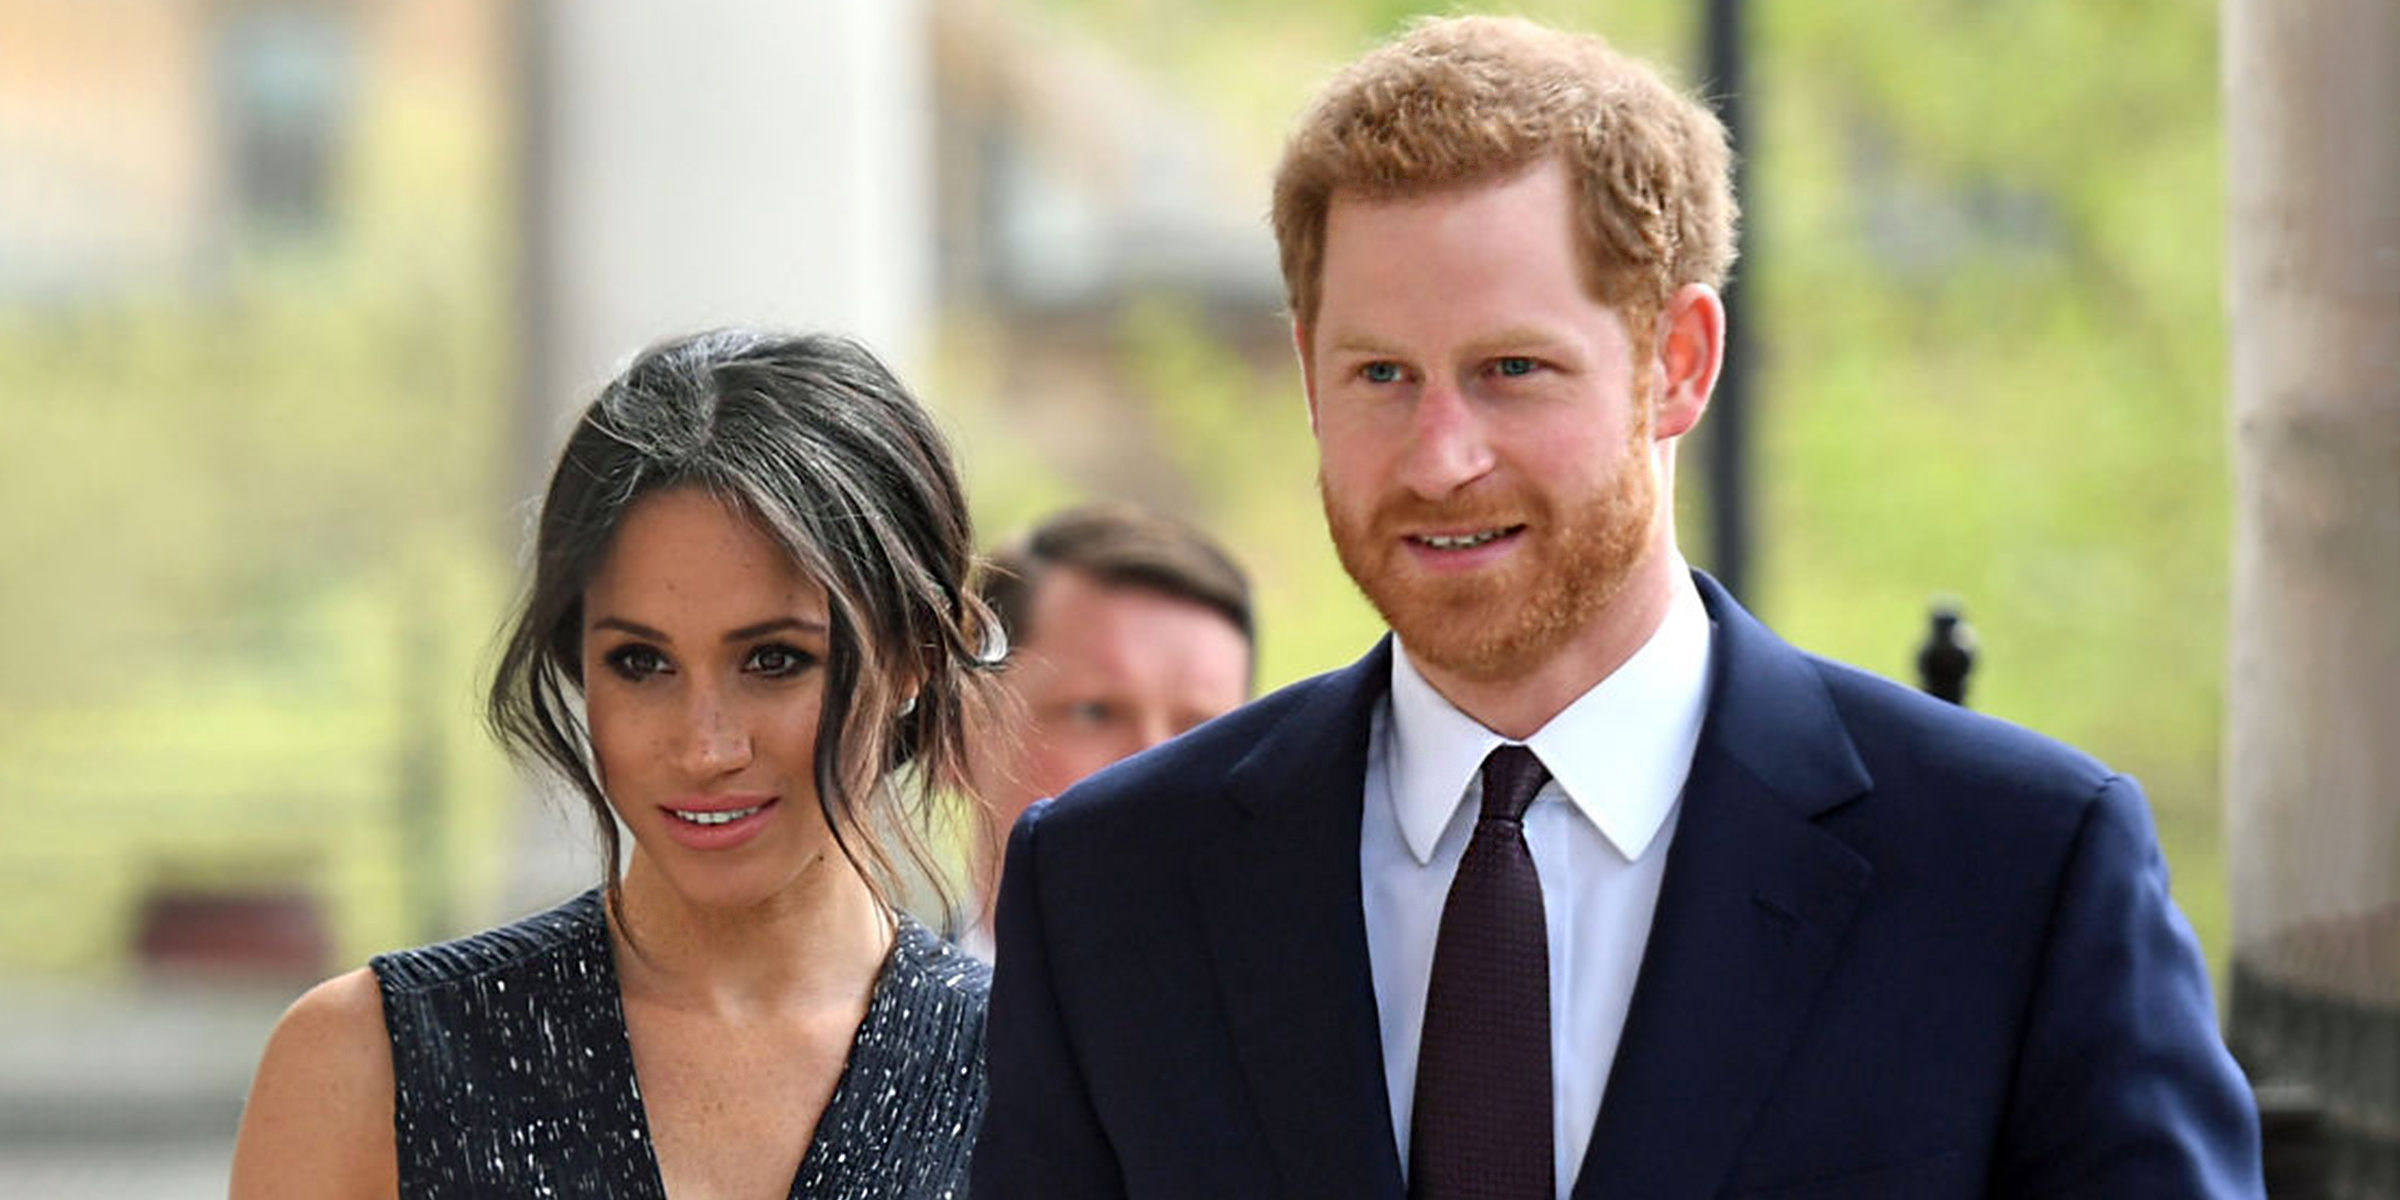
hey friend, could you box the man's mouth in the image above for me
[1410,526,1523,550]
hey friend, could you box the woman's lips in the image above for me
[658,796,779,850]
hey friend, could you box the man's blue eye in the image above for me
[1362,362,1404,384]
[1496,357,1539,377]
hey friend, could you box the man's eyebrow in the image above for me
[1325,333,1404,357]
[1323,326,1582,358]
[1459,326,1581,357]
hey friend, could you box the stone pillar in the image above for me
[2223,0,2400,1191]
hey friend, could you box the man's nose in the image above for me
[1394,379,1496,499]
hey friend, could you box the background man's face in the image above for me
[986,566,1250,827]
[1304,158,1664,684]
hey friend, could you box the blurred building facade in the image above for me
[0,0,474,302]
[0,0,512,982]
[0,0,1281,989]
[2,1,1285,1192]
[1,2,2313,1195]
[3,5,508,1191]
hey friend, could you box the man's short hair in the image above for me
[1271,14,1739,345]
[980,502,1255,660]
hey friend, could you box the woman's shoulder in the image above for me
[370,888,608,996]
[229,968,397,1197]
[853,915,990,1073]
[244,968,392,1130]
[790,917,990,1196]
[888,913,993,1004]
[262,967,392,1072]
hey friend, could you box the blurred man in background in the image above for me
[966,502,1253,950]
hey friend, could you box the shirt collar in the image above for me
[1386,566,1714,865]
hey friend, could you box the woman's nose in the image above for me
[678,692,753,776]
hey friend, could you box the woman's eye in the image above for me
[1360,361,1405,384]
[744,643,817,678]
[1494,356,1540,377]
[604,645,670,682]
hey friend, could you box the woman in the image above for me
[230,330,1004,1199]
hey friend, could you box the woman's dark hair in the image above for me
[488,329,1002,922]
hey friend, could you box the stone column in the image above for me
[2223,0,2400,1189]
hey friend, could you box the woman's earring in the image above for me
[897,693,918,717]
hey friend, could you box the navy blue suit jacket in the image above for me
[973,575,2262,1198]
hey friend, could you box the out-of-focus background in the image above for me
[0,0,2389,1195]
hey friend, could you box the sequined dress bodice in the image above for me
[371,889,989,1199]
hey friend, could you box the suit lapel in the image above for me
[1574,574,1876,1200]
[1192,640,1407,1200]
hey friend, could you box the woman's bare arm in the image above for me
[228,968,399,1200]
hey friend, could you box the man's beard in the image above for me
[1322,423,1659,685]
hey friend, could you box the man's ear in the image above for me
[1293,319,1322,435]
[1651,283,1724,441]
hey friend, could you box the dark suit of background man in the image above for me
[974,14,2263,1199]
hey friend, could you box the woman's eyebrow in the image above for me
[587,615,829,642]
[589,615,668,641]
[725,616,829,642]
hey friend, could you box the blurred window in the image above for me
[213,4,356,235]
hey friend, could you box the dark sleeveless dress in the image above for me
[370,889,989,1199]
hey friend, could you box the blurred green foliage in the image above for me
[1753,0,2228,955]
[0,79,520,977]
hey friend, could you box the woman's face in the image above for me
[580,486,843,910]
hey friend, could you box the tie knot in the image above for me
[1478,744,1549,823]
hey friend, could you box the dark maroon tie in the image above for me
[1410,744,1554,1200]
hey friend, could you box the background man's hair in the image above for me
[1271,14,1739,344]
[980,501,1255,663]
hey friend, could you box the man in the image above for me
[975,16,2261,1200]
[967,502,1254,941]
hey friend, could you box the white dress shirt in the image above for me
[1361,570,1714,1199]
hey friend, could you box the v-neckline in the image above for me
[597,910,911,1200]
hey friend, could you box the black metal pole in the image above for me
[1701,0,1753,601]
